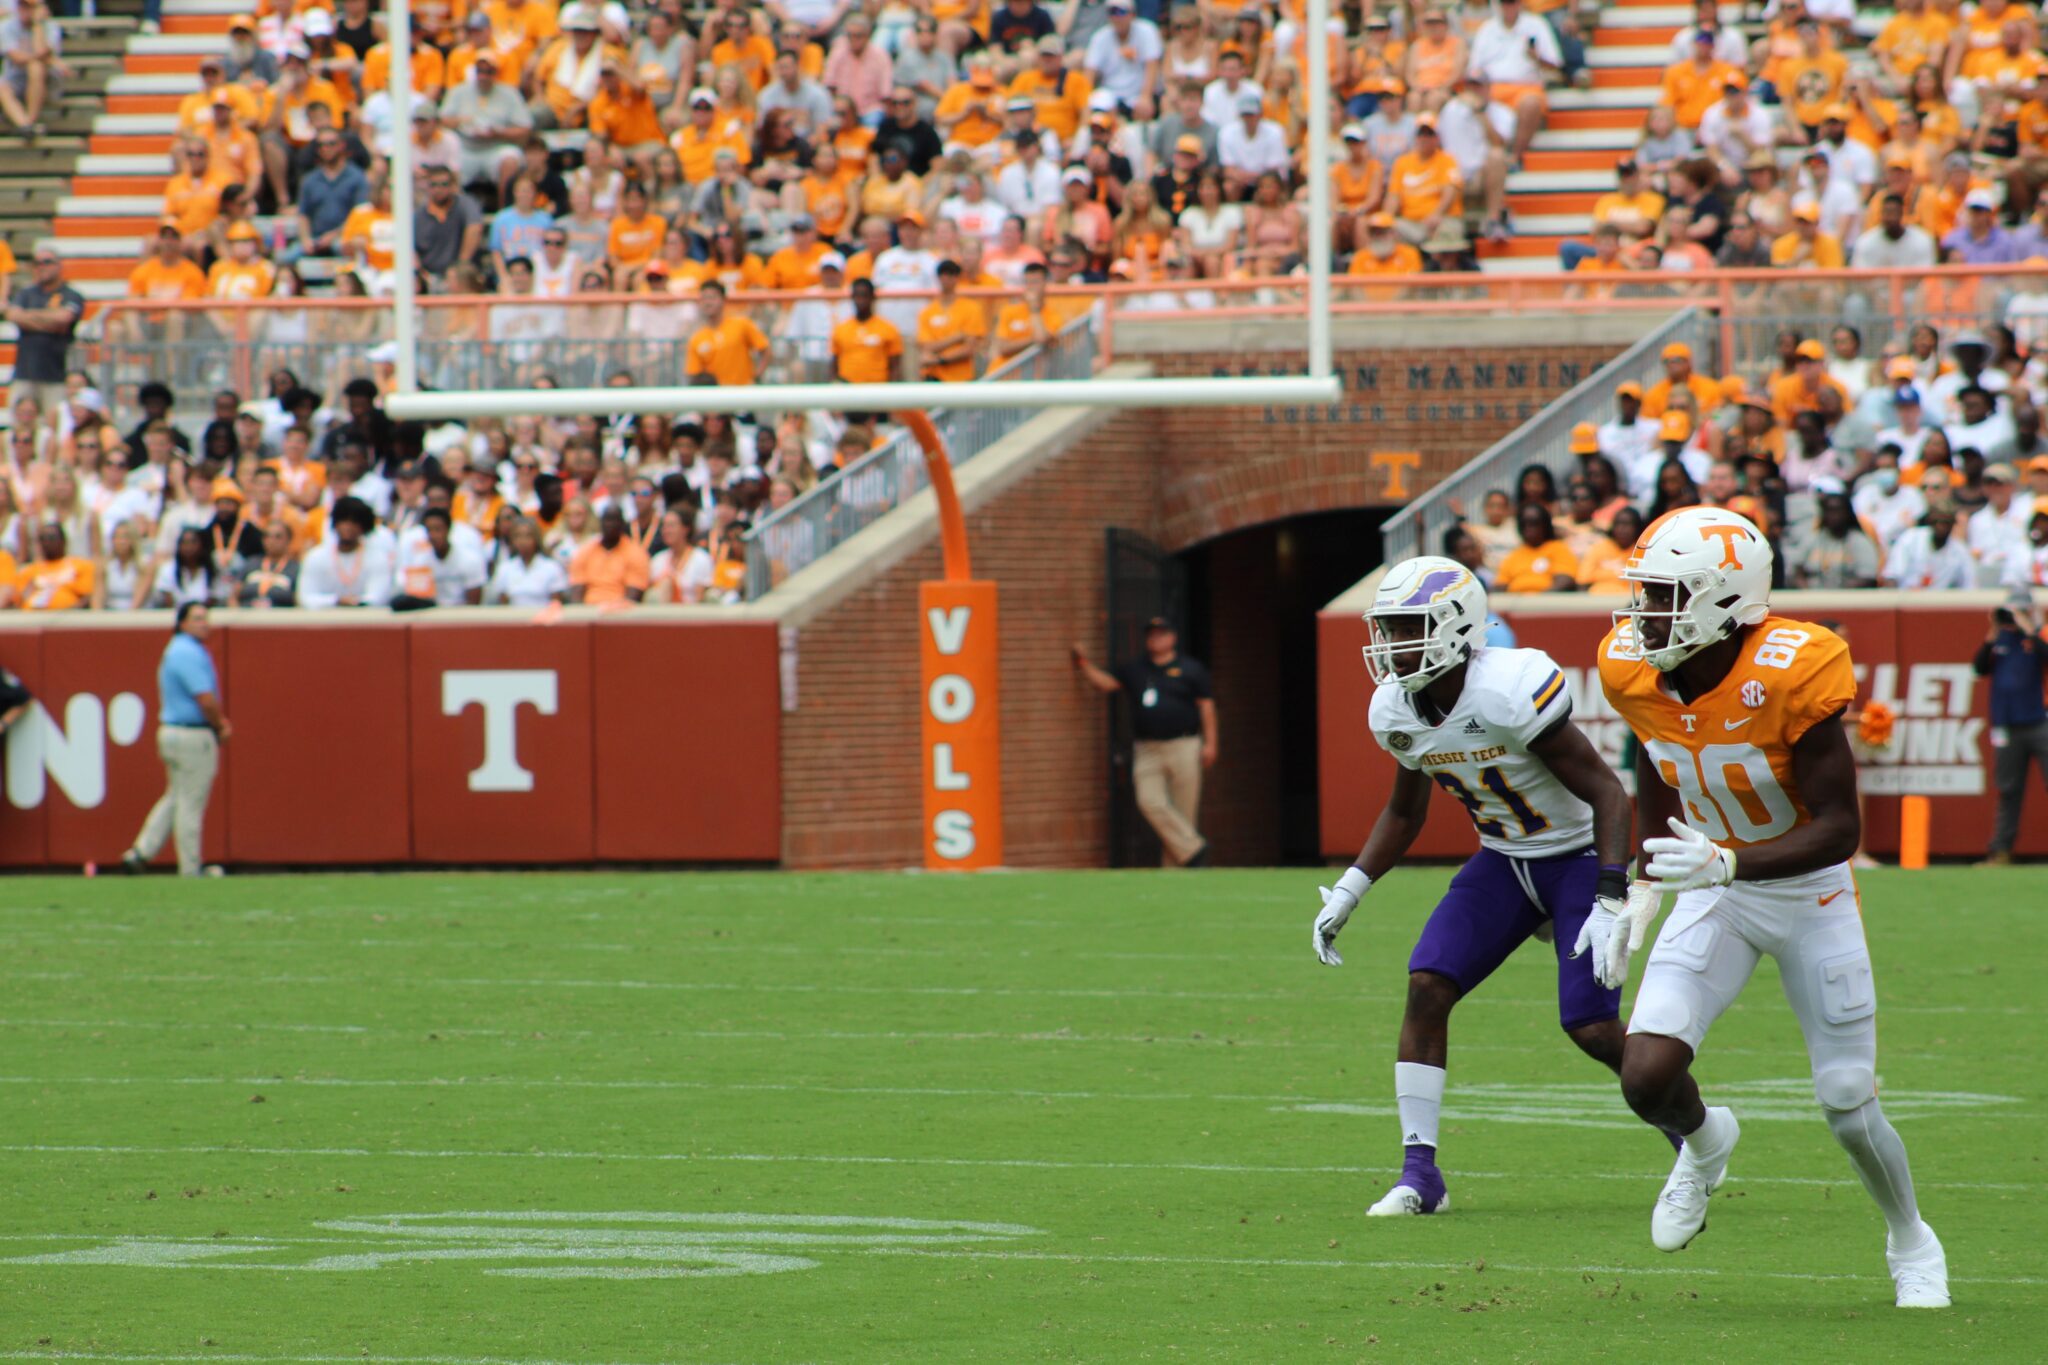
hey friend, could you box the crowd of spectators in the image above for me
[1572,0,2048,282]
[1454,322,2048,596]
[0,364,848,609]
[102,0,2048,322]
[101,0,1612,343]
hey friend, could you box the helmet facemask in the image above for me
[1364,601,1472,692]
[1619,568,1739,672]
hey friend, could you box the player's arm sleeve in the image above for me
[1784,633,1857,745]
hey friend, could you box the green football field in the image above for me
[1,868,2042,1363]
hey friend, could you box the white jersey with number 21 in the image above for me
[1368,646,1594,859]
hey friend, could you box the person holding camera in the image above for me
[1974,590,2048,866]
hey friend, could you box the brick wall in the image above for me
[780,333,1629,869]
[1142,344,1621,550]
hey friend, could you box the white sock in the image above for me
[1825,1098,1927,1245]
[1683,1105,1738,1167]
[1394,1062,1445,1155]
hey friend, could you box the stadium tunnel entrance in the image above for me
[1163,508,1389,867]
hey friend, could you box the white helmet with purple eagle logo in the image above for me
[1363,555,1490,693]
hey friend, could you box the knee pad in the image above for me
[1814,1064,1877,1113]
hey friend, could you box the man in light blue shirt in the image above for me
[120,603,230,876]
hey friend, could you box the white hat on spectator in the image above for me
[818,251,847,272]
[599,1,631,33]
[1087,89,1119,113]
[1809,475,1848,497]
[1235,91,1262,115]
[411,95,439,120]
[369,341,400,365]
[560,4,600,32]
[689,86,717,107]
[1062,167,1093,187]
[1964,189,1998,211]
[301,8,333,36]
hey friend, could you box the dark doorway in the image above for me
[1175,509,1387,864]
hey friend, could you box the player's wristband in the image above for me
[1336,866,1373,902]
[1596,865,1629,902]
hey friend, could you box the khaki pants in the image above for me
[132,726,218,876]
[1133,735,1205,866]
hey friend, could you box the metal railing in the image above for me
[740,316,1098,600]
[85,287,1092,432]
[1379,308,1712,566]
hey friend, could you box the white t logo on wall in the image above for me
[442,670,557,792]
[5,693,149,810]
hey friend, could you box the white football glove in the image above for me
[1313,866,1373,967]
[1571,892,1624,990]
[1644,816,1738,893]
[1601,880,1664,991]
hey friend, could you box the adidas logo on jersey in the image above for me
[1462,718,1486,736]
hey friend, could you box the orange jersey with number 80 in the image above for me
[1598,615,1856,850]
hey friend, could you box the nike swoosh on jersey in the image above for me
[1724,717,1754,730]
[1818,890,1846,906]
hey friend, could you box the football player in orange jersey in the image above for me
[1591,506,1949,1309]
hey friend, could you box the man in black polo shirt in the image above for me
[5,247,84,411]
[1975,590,2048,865]
[1072,617,1217,866]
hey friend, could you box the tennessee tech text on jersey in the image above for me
[1598,615,1857,851]
[1369,646,1594,858]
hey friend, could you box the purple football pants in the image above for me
[1407,846,1620,1032]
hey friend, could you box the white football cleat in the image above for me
[1367,1184,1449,1217]
[1651,1107,1738,1252]
[1889,1225,1951,1308]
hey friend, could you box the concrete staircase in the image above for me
[1478,2,1892,274]
[48,0,238,302]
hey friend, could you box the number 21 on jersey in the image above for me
[1642,740,1797,843]
[1431,767,1550,840]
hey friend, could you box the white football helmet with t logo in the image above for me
[1364,555,1490,692]
[1618,507,1772,671]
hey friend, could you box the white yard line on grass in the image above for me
[0,1143,2027,1190]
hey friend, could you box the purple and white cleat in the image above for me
[1367,1159,1449,1216]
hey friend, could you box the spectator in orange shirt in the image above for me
[831,277,904,385]
[207,222,277,302]
[684,280,769,387]
[362,29,447,100]
[1346,211,1423,277]
[176,55,258,136]
[606,180,666,288]
[589,57,668,174]
[1387,117,1463,252]
[568,505,651,605]
[1771,337,1852,426]
[709,7,778,90]
[917,260,985,382]
[199,94,262,189]
[531,5,612,129]
[117,223,208,346]
[765,215,832,290]
[993,259,1056,359]
[163,139,231,244]
[1640,341,1724,419]
[1661,32,1741,129]
[17,523,95,610]
[1497,503,1579,593]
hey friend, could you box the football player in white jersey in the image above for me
[1312,555,1659,1216]
[1594,506,1948,1307]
